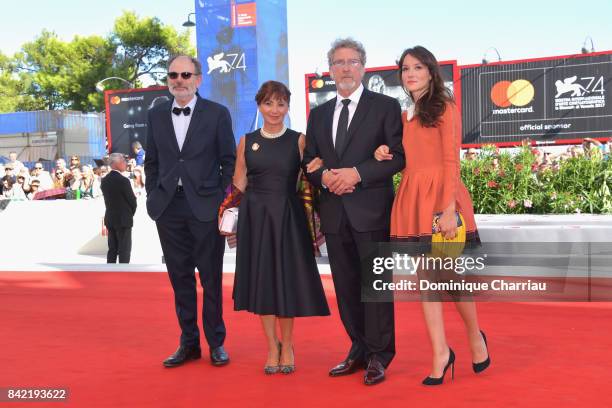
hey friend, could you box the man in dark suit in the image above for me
[101,153,137,264]
[303,38,405,385]
[145,55,236,368]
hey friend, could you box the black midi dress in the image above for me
[232,128,330,317]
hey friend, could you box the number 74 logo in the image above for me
[206,52,247,75]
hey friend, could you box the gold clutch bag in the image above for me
[431,212,466,258]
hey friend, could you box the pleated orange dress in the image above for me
[390,102,480,246]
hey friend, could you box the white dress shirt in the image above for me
[171,95,197,152]
[171,95,197,186]
[332,84,364,147]
[321,84,364,187]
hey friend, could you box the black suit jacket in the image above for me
[144,96,236,222]
[100,170,137,228]
[303,89,405,233]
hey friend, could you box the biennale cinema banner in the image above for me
[461,51,612,146]
[104,87,172,154]
[305,62,458,114]
[196,0,289,142]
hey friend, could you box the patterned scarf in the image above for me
[298,173,325,257]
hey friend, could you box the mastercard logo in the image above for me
[110,96,121,105]
[311,79,324,89]
[490,79,534,107]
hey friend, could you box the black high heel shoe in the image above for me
[422,348,455,386]
[473,330,491,374]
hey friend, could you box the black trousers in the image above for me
[324,211,396,368]
[155,192,226,349]
[107,227,132,264]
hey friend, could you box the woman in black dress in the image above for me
[224,81,329,374]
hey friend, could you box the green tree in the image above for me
[16,30,73,110]
[0,11,194,113]
[13,30,113,111]
[0,51,47,112]
[64,35,116,111]
[0,51,21,112]
[110,11,194,84]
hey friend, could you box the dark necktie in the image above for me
[335,99,351,155]
[172,106,191,116]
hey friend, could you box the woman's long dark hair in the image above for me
[398,46,453,127]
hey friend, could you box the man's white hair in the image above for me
[109,153,126,169]
[327,37,367,67]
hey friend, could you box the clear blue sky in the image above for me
[2,0,611,131]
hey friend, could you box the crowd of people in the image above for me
[0,143,146,201]
[5,138,606,202]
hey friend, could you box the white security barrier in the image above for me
[0,197,162,264]
[475,214,612,242]
[1,198,612,265]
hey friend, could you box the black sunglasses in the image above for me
[167,72,197,80]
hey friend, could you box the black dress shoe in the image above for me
[364,359,385,385]
[329,358,366,377]
[163,345,201,368]
[210,346,230,366]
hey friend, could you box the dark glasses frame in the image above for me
[167,71,199,80]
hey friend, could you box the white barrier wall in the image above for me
[0,197,163,264]
[475,214,612,242]
[1,198,612,264]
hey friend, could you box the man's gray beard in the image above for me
[337,80,357,92]
[170,88,196,99]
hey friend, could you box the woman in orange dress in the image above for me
[374,46,490,385]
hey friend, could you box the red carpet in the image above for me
[1,271,611,407]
